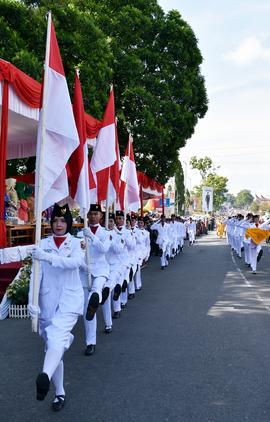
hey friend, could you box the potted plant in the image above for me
[6,256,32,318]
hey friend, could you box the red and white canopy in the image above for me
[0,59,101,247]
[137,171,164,199]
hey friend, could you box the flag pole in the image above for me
[123,133,131,224]
[83,208,92,289]
[105,84,114,229]
[74,68,92,290]
[32,11,52,333]
[105,167,110,229]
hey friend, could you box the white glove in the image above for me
[27,303,40,319]
[83,228,94,239]
[31,246,52,263]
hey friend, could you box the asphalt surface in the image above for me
[1,232,270,422]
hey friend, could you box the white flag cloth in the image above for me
[36,20,79,211]
[120,136,140,212]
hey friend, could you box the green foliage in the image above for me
[174,161,185,213]
[6,257,32,305]
[1,0,208,184]
[234,190,254,209]
[226,193,235,207]
[190,156,213,180]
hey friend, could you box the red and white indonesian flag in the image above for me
[106,119,121,205]
[36,16,79,210]
[68,71,90,213]
[90,88,116,203]
[120,135,140,212]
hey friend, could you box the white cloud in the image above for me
[223,36,270,65]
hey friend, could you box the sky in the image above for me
[159,0,270,197]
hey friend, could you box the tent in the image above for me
[137,171,164,215]
[0,58,101,247]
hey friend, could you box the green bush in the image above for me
[6,257,32,305]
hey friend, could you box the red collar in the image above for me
[90,226,98,234]
[53,236,67,249]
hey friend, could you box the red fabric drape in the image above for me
[0,59,41,108]
[0,80,9,247]
[137,171,164,194]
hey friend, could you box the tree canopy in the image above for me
[190,156,228,211]
[1,0,208,184]
[234,190,254,209]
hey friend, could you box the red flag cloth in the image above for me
[67,71,90,212]
[90,88,116,203]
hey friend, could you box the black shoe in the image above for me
[104,326,112,334]
[86,292,99,321]
[36,372,50,401]
[101,287,110,305]
[52,395,65,412]
[161,266,165,270]
[180,246,183,252]
[128,293,135,300]
[112,311,120,319]
[121,303,127,309]
[84,344,96,356]
[113,284,121,301]
[135,288,141,292]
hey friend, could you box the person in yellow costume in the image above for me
[216,219,225,238]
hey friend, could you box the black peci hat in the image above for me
[89,204,102,212]
[50,203,73,234]
[116,210,124,217]
[109,212,115,220]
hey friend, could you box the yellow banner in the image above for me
[245,228,270,245]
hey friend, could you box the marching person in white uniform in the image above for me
[112,211,133,318]
[28,203,84,412]
[102,212,125,332]
[186,217,196,245]
[152,214,170,269]
[134,216,150,291]
[169,214,178,258]
[80,204,111,356]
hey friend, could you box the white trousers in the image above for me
[102,290,112,328]
[135,265,142,290]
[39,311,78,393]
[250,245,261,272]
[244,242,251,264]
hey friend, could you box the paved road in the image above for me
[1,233,270,422]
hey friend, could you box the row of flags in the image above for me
[37,13,140,217]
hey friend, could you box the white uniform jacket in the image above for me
[151,221,170,248]
[80,225,111,282]
[115,226,134,271]
[106,229,126,271]
[28,234,84,321]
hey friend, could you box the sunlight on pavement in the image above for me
[207,270,269,317]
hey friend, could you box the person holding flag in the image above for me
[28,11,83,412]
[28,204,84,411]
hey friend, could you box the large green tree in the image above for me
[1,0,208,184]
[235,190,254,209]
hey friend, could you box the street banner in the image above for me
[202,187,213,212]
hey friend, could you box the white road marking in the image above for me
[231,250,270,314]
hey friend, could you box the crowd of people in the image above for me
[27,204,210,411]
[223,214,270,274]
